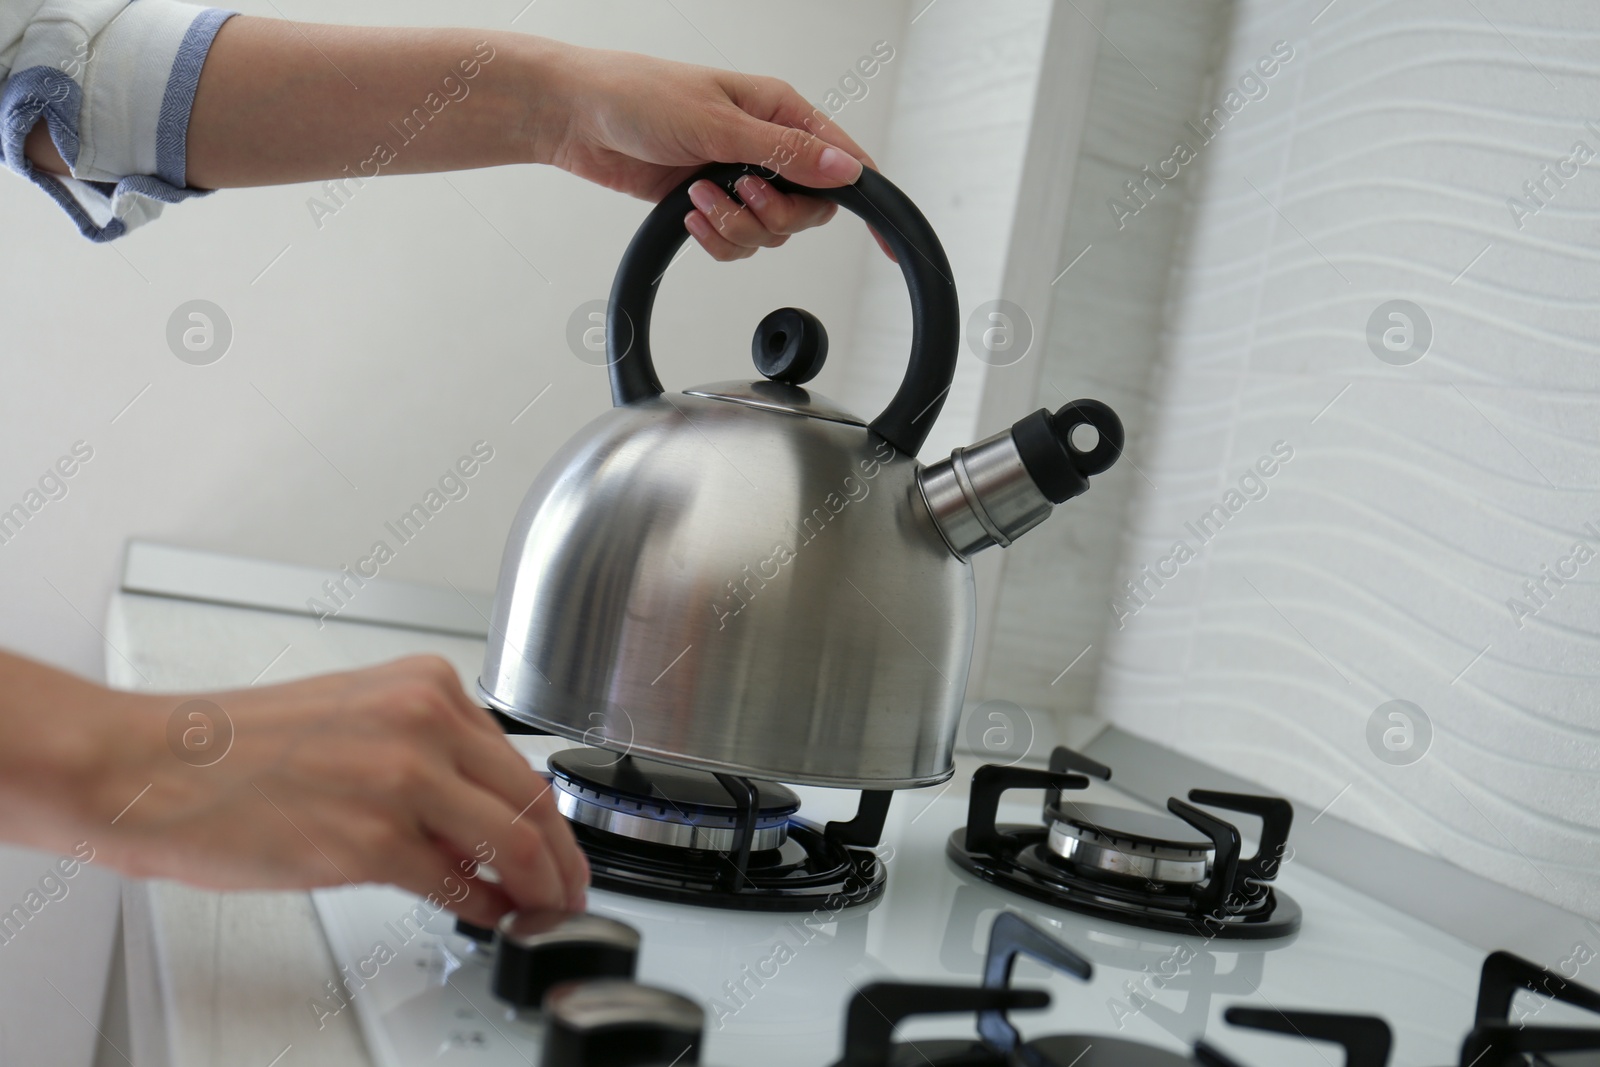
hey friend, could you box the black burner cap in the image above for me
[1047,802,1213,851]
[548,749,801,817]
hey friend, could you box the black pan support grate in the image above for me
[1210,948,1600,1066]
[570,765,893,913]
[950,747,1301,939]
[1458,949,1600,1066]
[708,771,893,893]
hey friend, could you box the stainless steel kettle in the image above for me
[479,163,1121,789]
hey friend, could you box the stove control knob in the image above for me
[455,917,496,946]
[493,912,641,1010]
[540,979,703,1067]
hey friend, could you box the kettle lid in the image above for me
[684,379,865,427]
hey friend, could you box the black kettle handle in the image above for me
[606,162,959,457]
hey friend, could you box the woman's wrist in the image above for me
[502,33,576,169]
[0,654,146,853]
[82,688,166,828]
[51,689,157,843]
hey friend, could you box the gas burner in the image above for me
[550,749,801,852]
[946,746,1301,940]
[546,748,890,912]
[1045,803,1213,885]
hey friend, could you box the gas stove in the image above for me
[310,736,1598,1067]
[946,746,1300,940]
[104,545,1591,1067]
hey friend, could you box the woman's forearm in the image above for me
[24,18,561,186]
[183,19,559,188]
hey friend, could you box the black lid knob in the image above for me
[1009,398,1123,504]
[540,980,703,1067]
[752,307,828,385]
[492,912,641,1010]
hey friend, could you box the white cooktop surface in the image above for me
[313,734,1499,1067]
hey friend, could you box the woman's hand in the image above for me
[6,653,587,926]
[532,42,894,262]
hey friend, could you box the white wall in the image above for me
[1094,0,1600,919]
[831,0,1053,466]
[826,0,1118,760]
[975,0,1232,721]
[0,2,908,1061]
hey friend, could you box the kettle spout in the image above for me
[916,399,1123,558]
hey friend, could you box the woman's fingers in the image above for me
[753,92,898,261]
[355,661,581,913]
[413,772,569,913]
[732,175,837,237]
[685,210,755,261]
[399,657,589,910]
[713,112,863,189]
[685,167,893,264]
[448,727,589,909]
[736,174,892,261]
[663,73,895,260]
[379,832,517,928]
[433,837,520,927]
[688,180,787,248]
[689,178,813,254]
[511,778,590,911]
[687,176,856,260]
[721,76,874,180]
[765,91,881,174]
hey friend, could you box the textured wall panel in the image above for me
[1097,0,1600,918]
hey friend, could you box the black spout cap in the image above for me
[1010,398,1123,504]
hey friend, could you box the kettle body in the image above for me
[480,162,1120,789]
[479,384,974,788]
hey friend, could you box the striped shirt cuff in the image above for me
[1,3,235,242]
